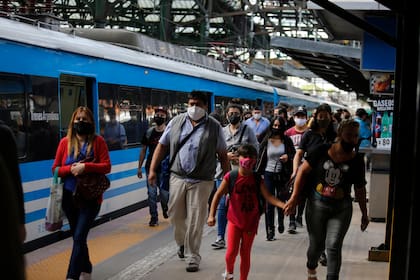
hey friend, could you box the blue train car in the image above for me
[0,17,345,249]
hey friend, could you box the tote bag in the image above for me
[45,167,64,231]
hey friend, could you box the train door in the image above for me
[59,74,95,138]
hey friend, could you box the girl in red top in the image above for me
[52,106,111,280]
[208,144,285,280]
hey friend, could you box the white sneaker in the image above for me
[222,271,234,279]
[79,272,92,280]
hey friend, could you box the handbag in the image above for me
[75,172,110,200]
[45,167,64,232]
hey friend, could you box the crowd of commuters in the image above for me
[1,90,373,280]
[143,94,371,279]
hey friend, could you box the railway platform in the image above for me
[25,197,389,280]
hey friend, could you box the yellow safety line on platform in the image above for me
[25,216,170,280]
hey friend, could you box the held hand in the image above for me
[71,162,85,176]
[207,216,216,227]
[283,199,297,216]
[361,214,369,231]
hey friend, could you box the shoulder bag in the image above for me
[75,158,110,200]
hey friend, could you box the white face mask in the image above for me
[253,113,261,120]
[187,105,206,121]
[294,118,307,127]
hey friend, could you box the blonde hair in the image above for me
[67,106,95,159]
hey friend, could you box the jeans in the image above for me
[215,179,227,239]
[263,171,288,235]
[146,168,169,220]
[305,195,352,279]
[62,188,101,279]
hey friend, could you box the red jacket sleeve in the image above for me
[52,137,72,177]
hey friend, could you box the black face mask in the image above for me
[340,140,355,152]
[271,128,282,136]
[154,116,166,126]
[73,121,94,135]
[228,115,241,125]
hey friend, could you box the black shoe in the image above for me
[149,218,159,227]
[319,252,327,266]
[266,229,275,241]
[177,245,185,259]
[186,262,199,272]
[163,210,169,219]
[278,223,284,234]
[288,222,297,234]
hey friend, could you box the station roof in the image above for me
[268,0,396,96]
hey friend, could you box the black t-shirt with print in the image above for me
[306,144,366,200]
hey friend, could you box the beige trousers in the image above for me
[168,175,214,264]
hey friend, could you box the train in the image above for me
[0,15,346,251]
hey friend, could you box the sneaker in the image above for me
[211,239,226,249]
[186,262,199,272]
[266,234,275,241]
[177,245,185,259]
[222,271,234,279]
[319,251,327,266]
[295,216,303,227]
[149,218,159,227]
[278,223,284,234]
[288,222,297,234]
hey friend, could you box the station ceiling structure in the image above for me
[0,1,396,97]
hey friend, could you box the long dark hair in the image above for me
[309,103,336,141]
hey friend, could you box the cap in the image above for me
[154,107,167,114]
[253,106,262,111]
[355,108,368,117]
[294,106,307,116]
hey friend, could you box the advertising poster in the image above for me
[370,72,394,95]
[370,96,394,150]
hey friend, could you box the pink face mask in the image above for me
[239,157,256,170]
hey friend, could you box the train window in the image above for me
[0,74,59,162]
[98,83,190,149]
[0,74,27,159]
[29,76,60,161]
[59,74,91,138]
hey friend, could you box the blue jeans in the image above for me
[215,179,227,239]
[62,188,101,279]
[146,168,169,220]
[305,195,352,280]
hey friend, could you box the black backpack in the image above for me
[227,169,265,216]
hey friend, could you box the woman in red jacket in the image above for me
[52,106,111,280]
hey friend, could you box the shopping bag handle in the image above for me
[53,167,60,184]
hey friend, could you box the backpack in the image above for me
[227,169,265,216]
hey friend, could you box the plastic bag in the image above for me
[45,167,64,231]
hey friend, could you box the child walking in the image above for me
[207,144,285,280]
